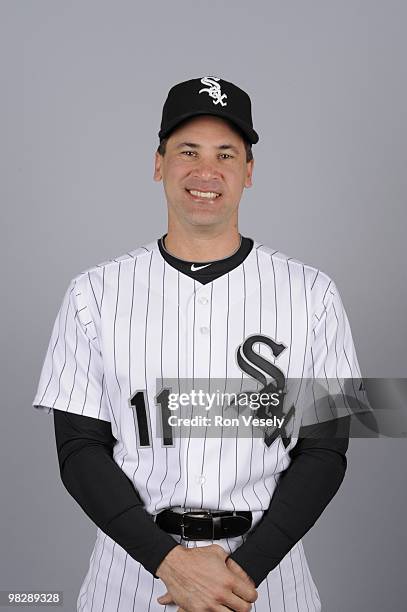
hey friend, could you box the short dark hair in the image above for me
[156,117,253,162]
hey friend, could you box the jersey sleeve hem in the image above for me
[31,400,111,423]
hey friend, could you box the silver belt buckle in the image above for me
[180,510,212,540]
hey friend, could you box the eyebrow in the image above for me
[175,142,240,154]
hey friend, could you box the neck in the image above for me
[164,226,241,262]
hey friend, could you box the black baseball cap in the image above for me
[158,76,259,145]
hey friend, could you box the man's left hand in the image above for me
[158,556,256,611]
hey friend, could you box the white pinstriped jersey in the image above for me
[32,238,369,611]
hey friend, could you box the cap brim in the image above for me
[159,110,259,144]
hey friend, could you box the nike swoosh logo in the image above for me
[191,263,212,271]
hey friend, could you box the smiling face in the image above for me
[153,115,254,232]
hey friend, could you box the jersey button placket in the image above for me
[193,288,211,370]
[186,288,212,498]
[199,294,210,336]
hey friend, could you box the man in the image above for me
[32,76,370,611]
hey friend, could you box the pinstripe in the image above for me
[37,282,74,405]
[286,260,293,377]
[309,343,321,425]
[322,279,332,304]
[53,286,75,405]
[181,279,196,509]
[332,297,363,409]
[146,571,156,612]
[100,265,105,312]
[116,553,128,612]
[168,271,182,507]
[97,373,105,419]
[310,270,319,291]
[77,536,100,611]
[198,283,214,509]
[228,265,246,510]
[270,251,281,491]
[66,304,80,412]
[108,263,128,606]
[270,251,278,358]
[297,542,311,612]
[240,409,255,511]
[254,246,269,509]
[131,562,142,612]
[103,366,119,430]
[299,544,320,611]
[81,337,92,415]
[101,541,117,611]
[239,260,256,512]
[90,534,107,612]
[112,262,126,453]
[128,256,141,475]
[157,257,169,511]
[279,563,287,612]
[216,274,230,510]
[289,549,300,611]
[322,293,337,419]
[331,293,352,415]
[145,252,156,505]
[128,257,137,407]
[265,574,272,612]
[88,270,101,318]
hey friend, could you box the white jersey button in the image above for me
[198,296,209,305]
[200,326,209,335]
[196,475,206,485]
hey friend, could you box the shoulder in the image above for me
[69,238,159,287]
[253,240,339,314]
[254,240,335,288]
[60,239,159,319]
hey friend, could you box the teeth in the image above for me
[188,190,220,199]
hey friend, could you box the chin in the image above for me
[186,214,224,227]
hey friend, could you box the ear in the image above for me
[244,159,254,188]
[153,151,163,182]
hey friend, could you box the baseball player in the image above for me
[32,76,371,611]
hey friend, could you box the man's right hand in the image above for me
[155,543,258,611]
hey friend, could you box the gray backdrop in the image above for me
[1,1,406,610]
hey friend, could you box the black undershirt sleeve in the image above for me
[228,415,351,587]
[53,409,179,578]
[53,409,350,586]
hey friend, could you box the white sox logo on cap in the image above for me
[198,76,228,107]
[158,76,259,143]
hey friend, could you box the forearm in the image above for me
[54,411,179,577]
[229,416,351,587]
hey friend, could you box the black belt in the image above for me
[155,509,252,541]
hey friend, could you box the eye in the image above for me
[219,153,233,159]
[181,150,197,156]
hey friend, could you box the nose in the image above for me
[191,157,221,179]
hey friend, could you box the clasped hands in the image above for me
[155,543,258,611]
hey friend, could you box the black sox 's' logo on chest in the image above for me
[234,334,294,448]
[129,333,294,449]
